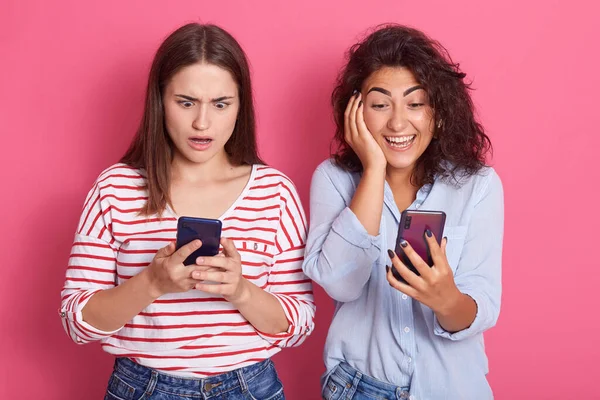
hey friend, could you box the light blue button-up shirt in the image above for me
[303,159,504,400]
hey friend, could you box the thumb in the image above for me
[220,238,241,261]
[155,242,176,259]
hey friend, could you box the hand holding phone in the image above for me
[176,217,222,266]
[387,211,470,329]
[392,210,445,283]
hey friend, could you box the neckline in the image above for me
[166,164,258,221]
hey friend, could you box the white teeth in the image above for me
[386,135,415,143]
[385,135,416,148]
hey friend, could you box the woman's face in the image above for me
[361,66,435,172]
[163,62,240,165]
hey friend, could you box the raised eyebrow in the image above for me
[403,85,424,97]
[175,94,198,101]
[367,87,392,97]
[174,95,235,102]
[211,96,235,102]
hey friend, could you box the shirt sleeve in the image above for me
[302,164,381,302]
[256,179,315,347]
[59,180,123,344]
[434,170,504,340]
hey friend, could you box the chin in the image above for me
[175,148,214,165]
[383,152,419,171]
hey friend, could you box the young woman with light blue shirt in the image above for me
[303,24,504,400]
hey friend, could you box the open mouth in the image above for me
[189,137,213,145]
[384,134,416,149]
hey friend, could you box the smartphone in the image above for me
[392,210,446,282]
[176,217,222,266]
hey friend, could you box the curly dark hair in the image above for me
[332,24,492,186]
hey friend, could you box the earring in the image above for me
[436,119,443,129]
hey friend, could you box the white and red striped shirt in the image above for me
[60,163,315,377]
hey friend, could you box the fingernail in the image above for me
[443,236,447,242]
[425,229,432,238]
[385,265,390,273]
[352,89,358,95]
[196,257,204,264]
[400,239,408,248]
[387,249,395,259]
[359,100,363,107]
[193,272,200,279]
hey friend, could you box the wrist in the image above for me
[139,268,163,300]
[227,278,252,306]
[435,287,464,318]
[362,164,387,178]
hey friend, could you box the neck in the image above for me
[171,150,234,185]
[385,165,416,191]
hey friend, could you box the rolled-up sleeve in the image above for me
[257,180,315,347]
[302,164,381,303]
[59,182,123,344]
[434,170,504,340]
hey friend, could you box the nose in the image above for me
[192,103,211,131]
[387,106,408,133]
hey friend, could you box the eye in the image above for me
[177,101,194,108]
[408,103,425,109]
[371,103,388,110]
[214,102,230,110]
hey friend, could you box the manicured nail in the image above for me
[385,265,390,274]
[387,249,395,259]
[196,257,204,264]
[352,89,358,95]
[359,100,363,107]
[425,229,432,238]
[400,239,408,248]
[443,236,447,242]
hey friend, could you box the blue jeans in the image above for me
[322,362,411,400]
[104,357,285,400]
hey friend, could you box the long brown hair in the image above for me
[121,23,263,215]
[332,24,492,186]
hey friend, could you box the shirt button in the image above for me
[404,327,410,333]
[402,294,408,300]
[407,357,412,363]
[60,312,66,318]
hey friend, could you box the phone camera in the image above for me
[404,216,412,229]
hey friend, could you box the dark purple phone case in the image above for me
[392,210,446,282]
[176,217,222,266]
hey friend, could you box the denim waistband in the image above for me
[335,362,411,399]
[114,357,272,397]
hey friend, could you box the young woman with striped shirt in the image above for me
[59,23,315,400]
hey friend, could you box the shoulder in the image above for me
[313,158,359,186]
[464,166,503,201]
[437,165,503,203]
[253,164,299,195]
[310,158,361,203]
[88,163,147,202]
[94,163,146,187]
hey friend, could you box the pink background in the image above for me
[1,0,598,398]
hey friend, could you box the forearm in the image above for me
[230,280,289,335]
[349,167,386,236]
[82,269,159,332]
